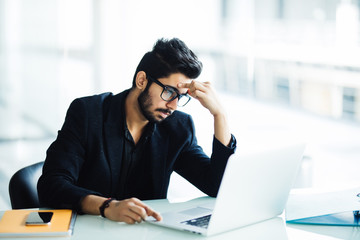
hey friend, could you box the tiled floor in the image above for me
[1,93,360,210]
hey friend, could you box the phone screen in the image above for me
[25,212,53,226]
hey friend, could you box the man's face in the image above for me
[138,73,191,123]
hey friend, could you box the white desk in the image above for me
[1,197,359,240]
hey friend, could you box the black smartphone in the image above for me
[25,212,54,226]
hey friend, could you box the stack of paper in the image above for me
[286,187,360,225]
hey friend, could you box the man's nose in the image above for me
[166,97,178,110]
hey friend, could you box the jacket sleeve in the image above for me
[37,98,102,211]
[173,115,236,197]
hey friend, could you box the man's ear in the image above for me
[135,71,148,91]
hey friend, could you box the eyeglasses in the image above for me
[147,75,191,107]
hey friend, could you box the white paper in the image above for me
[285,187,360,221]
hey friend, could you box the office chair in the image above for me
[8,161,44,209]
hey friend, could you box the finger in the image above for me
[194,81,209,90]
[191,81,209,95]
[180,80,211,87]
[140,204,163,221]
[177,82,191,88]
[189,90,207,100]
[129,197,145,206]
[129,198,156,220]
[128,204,147,221]
[192,90,206,99]
[146,208,162,221]
[134,204,162,222]
[129,198,149,212]
[178,81,200,90]
[124,207,144,223]
[129,198,162,221]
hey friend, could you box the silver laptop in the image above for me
[147,143,306,236]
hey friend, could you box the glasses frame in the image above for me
[147,75,191,107]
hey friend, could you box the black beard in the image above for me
[138,88,157,123]
[138,88,172,124]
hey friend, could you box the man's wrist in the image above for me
[99,198,115,218]
[212,109,226,118]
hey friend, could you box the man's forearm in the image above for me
[81,194,107,215]
[213,112,231,147]
[80,195,162,223]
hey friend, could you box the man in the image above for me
[37,38,236,224]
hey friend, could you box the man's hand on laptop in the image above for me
[105,197,162,224]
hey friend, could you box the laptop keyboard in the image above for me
[181,214,212,229]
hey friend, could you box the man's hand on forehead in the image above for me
[177,80,223,117]
[176,80,192,94]
[177,80,207,99]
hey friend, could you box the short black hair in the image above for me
[132,38,203,88]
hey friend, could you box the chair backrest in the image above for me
[8,161,44,209]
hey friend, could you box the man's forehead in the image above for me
[180,79,192,84]
[160,75,191,92]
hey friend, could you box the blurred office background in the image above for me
[1,0,360,209]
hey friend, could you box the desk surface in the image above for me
[1,197,359,240]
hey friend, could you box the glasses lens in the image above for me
[177,95,191,107]
[161,87,177,101]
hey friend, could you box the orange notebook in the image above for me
[0,209,76,237]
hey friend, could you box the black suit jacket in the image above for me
[37,89,236,211]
